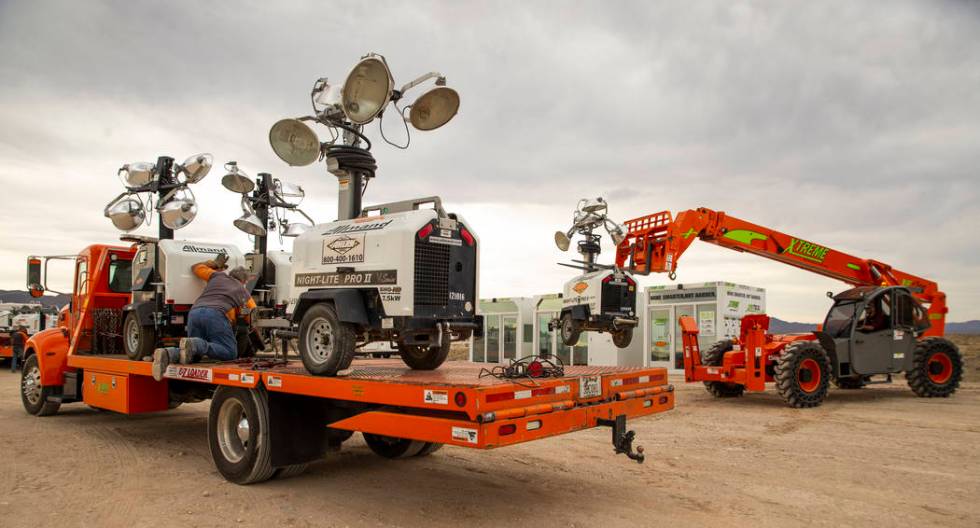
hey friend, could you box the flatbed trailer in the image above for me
[29,351,673,484]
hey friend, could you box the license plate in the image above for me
[579,375,601,398]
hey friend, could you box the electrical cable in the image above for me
[323,144,378,180]
[478,355,566,388]
[378,102,411,149]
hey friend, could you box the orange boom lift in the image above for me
[615,207,961,408]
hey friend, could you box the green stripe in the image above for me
[722,229,768,245]
[847,263,860,271]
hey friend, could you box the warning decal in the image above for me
[424,389,449,405]
[452,426,479,444]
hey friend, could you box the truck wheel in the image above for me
[208,386,276,485]
[123,312,156,360]
[775,341,831,408]
[612,328,633,348]
[907,337,962,398]
[363,433,427,458]
[21,354,60,416]
[400,331,450,370]
[701,339,744,398]
[273,464,309,479]
[298,304,357,376]
[560,313,581,347]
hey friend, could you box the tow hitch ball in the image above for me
[598,415,645,464]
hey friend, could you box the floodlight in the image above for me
[282,222,310,237]
[269,119,321,167]
[341,54,394,124]
[105,196,146,232]
[554,231,571,252]
[580,198,607,214]
[159,192,198,230]
[234,214,267,236]
[120,162,156,188]
[274,179,305,206]
[179,153,213,183]
[409,86,460,131]
[221,163,255,194]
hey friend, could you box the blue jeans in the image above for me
[183,307,238,362]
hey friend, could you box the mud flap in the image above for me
[597,414,644,463]
[267,391,329,467]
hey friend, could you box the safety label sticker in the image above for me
[266,376,282,388]
[424,389,449,405]
[452,426,479,444]
[164,365,213,383]
[322,234,365,265]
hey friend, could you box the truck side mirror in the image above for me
[27,257,44,297]
[29,284,45,298]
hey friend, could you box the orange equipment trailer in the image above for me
[614,207,961,408]
[21,243,673,484]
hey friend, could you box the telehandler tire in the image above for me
[363,433,427,458]
[400,330,451,370]
[21,354,60,416]
[123,311,156,360]
[701,339,745,398]
[907,337,962,398]
[208,386,276,485]
[298,303,357,376]
[612,327,633,348]
[775,341,831,408]
[559,313,581,347]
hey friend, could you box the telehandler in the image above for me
[615,207,961,408]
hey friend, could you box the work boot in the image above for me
[179,338,201,364]
[152,348,171,381]
[152,348,179,381]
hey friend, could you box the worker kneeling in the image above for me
[152,259,256,381]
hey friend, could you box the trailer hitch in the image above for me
[597,415,644,464]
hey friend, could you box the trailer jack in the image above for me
[597,415,644,464]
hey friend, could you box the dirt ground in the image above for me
[0,337,977,528]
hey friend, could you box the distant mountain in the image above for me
[0,290,70,309]
[946,320,980,334]
[769,317,817,334]
[769,317,980,335]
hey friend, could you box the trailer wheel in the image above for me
[298,303,357,376]
[612,328,633,348]
[208,386,276,485]
[560,313,581,347]
[415,443,444,457]
[775,341,831,408]
[21,354,60,416]
[123,312,156,360]
[400,331,450,370]
[701,339,744,398]
[363,433,427,458]
[907,337,962,398]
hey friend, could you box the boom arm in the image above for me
[614,207,947,336]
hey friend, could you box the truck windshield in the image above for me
[108,258,132,293]
[824,300,858,338]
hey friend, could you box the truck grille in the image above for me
[414,242,450,307]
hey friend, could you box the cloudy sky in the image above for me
[1,1,978,322]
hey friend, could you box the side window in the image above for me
[893,291,914,328]
[75,259,89,297]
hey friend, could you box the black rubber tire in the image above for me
[400,331,450,370]
[612,327,633,348]
[21,354,60,417]
[907,337,962,398]
[297,303,357,376]
[833,376,867,389]
[701,339,745,398]
[560,313,581,347]
[415,443,444,457]
[123,311,156,360]
[207,386,276,485]
[363,433,427,458]
[775,341,831,408]
[273,464,309,479]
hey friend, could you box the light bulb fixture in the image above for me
[269,119,321,167]
[119,162,156,188]
[104,194,146,232]
[178,153,213,183]
[341,54,394,125]
[158,188,198,230]
[274,179,305,206]
[554,231,571,252]
[221,162,255,194]
[232,196,267,236]
[282,222,310,237]
[409,86,460,131]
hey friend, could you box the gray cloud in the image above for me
[1,0,978,322]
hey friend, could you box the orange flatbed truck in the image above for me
[21,243,673,484]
